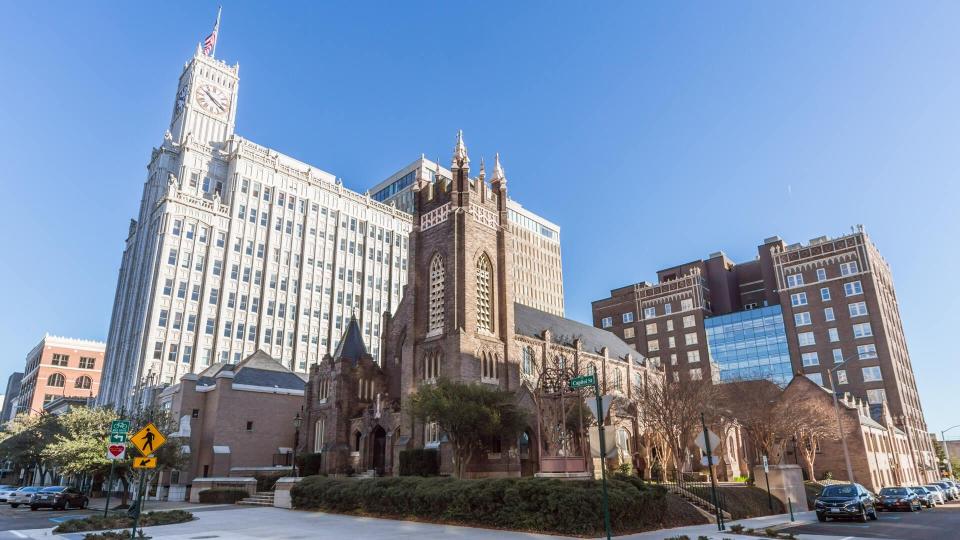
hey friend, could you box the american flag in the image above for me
[203,7,221,57]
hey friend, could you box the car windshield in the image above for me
[19,487,41,492]
[821,485,858,497]
[40,486,65,493]
[910,487,928,493]
[925,485,941,491]
[880,488,910,496]
[935,483,951,488]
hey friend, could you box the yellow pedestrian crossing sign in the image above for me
[130,422,166,456]
[133,456,157,469]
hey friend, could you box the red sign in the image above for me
[107,444,126,460]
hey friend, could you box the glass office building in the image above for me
[705,305,792,385]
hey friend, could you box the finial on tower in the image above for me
[493,152,506,184]
[452,130,469,167]
[479,157,486,180]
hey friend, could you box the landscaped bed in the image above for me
[52,509,194,534]
[715,486,786,520]
[291,474,707,537]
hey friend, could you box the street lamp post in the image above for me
[942,425,960,478]
[292,413,303,477]
[827,355,858,485]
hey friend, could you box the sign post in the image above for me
[570,374,612,540]
[129,423,167,538]
[104,419,130,518]
[762,455,773,512]
[700,413,724,531]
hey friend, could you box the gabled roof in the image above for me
[334,316,370,365]
[196,350,306,391]
[513,303,642,362]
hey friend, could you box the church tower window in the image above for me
[522,346,534,376]
[314,418,325,452]
[481,352,499,382]
[428,254,444,335]
[476,254,493,332]
[424,350,441,382]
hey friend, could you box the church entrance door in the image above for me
[372,425,387,475]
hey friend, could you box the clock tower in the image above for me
[168,43,239,146]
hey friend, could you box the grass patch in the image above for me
[291,474,704,536]
[715,486,785,520]
[53,510,193,534]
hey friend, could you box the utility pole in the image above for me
[701,413,724,531]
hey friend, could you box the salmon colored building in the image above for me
[15,334,105,416]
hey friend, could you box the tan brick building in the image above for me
[303,133,661,477]
[157,351,306,481]
[16,334,104,416]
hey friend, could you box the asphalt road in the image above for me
[784,501,960,539]
[0,502,95,536]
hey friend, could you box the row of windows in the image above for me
[49,354,97,370]
[793,301,868,326]
[46,373,94,389]
[790,280,863,307]
[801,344,878,366]
[647,332,698,351]
[785,261,860,288]
[797,322,873,346]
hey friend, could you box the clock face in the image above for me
[196,84,229,116]
[174,84,189,117]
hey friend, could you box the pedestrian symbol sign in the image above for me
[130,422,166,456]
[132,456,157,469]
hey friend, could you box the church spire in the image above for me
[478,157,486,181]
[452,130,469,167]
[492,152,506,185]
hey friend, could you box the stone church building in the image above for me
[302,133,663,477]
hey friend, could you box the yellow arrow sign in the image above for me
[130,422,166,456]
[132,456,157,469]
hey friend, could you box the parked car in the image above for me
[924,484,946,505]
[29,486,88,511]
[933,481,957,501]
[877,487,922,512]
[0,485,17,502]
[814,483,879,522]
[8,487,42,508]
[910,486,937,508]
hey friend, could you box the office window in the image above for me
[623,327,635,339]
[857,344,878,359]
[209,288,219,304]
[681,298,694,310]
[687,350,701,363]
[794,312,812,326]
[172,219,182,236]
[668,336,676,348]
[828,328,839,342]
[666,319,674,331]
[187,314,196,332]
[682,315,695,328]
[162,279,173,296]
[786,273,804,287]
[684,332,698,345]
[51,353,69,367]
[205,318,215,335]
[824,307,835,322]
[601,317,613,329]
[647,339,660,352]
[158,309,169,327]
[167,249,177,265]
[848,301,868,317]
[689,368,702,381]
[840,261,859,276]
[836,369,848,385]
[832,348,844,363]
[790,292,808,306]
[664,304,673,315]
[79,357,95,369]
[47,373,65,387]
[816,268,827,282]
[862,366,883,382]
[168,344,178,362]
[643,307,656,319]
[820,287,831,301]
[866,389,887,404]
[802,352,819,367]
[153,342,163,360]
[853,322,873,338]
[622,312,634,323]
[646,322,657,334]
[844,281,863,296]
[807,372,824,386]
[798,332,815,346]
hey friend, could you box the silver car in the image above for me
[8,486,41,508]
[924,484,946,505]
[0,485,16,502]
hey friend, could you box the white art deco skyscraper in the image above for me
[98,45,411,409]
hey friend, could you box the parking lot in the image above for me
[784,501,960,539]
[0,502,95,536]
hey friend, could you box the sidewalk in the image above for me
[619,510,818,539]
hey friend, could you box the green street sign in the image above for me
[109,433,126,444]
[111,420,130,435]
[569,375,596,390]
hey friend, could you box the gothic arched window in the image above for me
[522,346,534,376]
[428,254,445,335]
[476,254,493,332]
[481,351,499,381]
[314,418,325,452]
[75,376,92,389]
[424,350,441,381]
[47,373,65,387]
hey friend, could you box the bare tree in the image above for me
[717,380,793,466]
[791,398,838,481]
[635,375,716,473]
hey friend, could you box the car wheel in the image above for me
[29,505,37,511]
[10,503,18,508]
[817,513,827,522]
[869,508,879,520]
[859,505,868,522]
[81,498,88,509]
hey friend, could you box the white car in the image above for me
[924,484,946,505]
[8,486,41,508]
[0,485,16,502]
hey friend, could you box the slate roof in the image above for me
[334,316,369,365]
[196,350,306,391]
[513,303,643,362]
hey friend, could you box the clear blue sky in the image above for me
[1,2,957,436]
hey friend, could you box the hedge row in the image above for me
[399,448,439,476]
[291,474,675,536]
[54,510,194,533]
[198,488,249,504]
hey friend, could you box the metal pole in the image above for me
[131,473,146,538]
[701,413,724,531]
[595,378,612,540]
[943,431,954,478]
[829,371,855,484]
[788,497,795,521]
[103,460,115,518]
[764,460,773,511]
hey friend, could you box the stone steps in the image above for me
[238,491,275,506]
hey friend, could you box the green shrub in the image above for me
[291,475,686,535]
[198,488,249,504]
[55,510,193,533]
[298,452,324,477]
[821,471,833,481]
[255,471,286,492]
[765,527,778,537]
[398,448,439,476]
[730,523,745,533]
[616,462,633,476]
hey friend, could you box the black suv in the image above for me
[815,483,878,522]
[29,486,88,511]
[877,487,922,512]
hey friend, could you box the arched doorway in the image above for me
[372,426,387,475]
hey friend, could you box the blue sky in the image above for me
[1,2,958,436]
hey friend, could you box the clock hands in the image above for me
[202,88,226,112]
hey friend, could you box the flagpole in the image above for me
[212,6,222,58]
